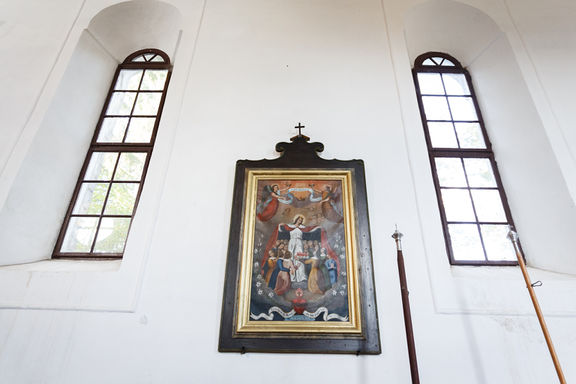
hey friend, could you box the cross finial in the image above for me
[294,122,305,137]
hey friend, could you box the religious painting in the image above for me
[236,170,361,334]
[219,134,380,354]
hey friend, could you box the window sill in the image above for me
[0,259,121,272]
[430,263,576,316]
[0,258,139,312]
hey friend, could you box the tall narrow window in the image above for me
[413,52,518,265]
[53,49,172,259]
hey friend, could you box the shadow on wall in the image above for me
[0,1,182,266]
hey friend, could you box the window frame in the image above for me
[413,52,520,266]
[52,49,172,259]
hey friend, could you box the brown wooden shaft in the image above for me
[512,242,567,384]
[396,243,421,384]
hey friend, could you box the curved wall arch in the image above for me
[0,0,183,266]
[404,0,576,273]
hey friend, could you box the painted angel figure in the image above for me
[256,184,291,222]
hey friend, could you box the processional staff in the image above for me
[507,230,567,384]
[392,228,420,384]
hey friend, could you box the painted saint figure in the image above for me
[274,253,294,295]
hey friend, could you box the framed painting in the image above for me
[219,133,380,354]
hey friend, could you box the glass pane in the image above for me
[125,118,155,143]
[435,158,467,187]
[448,224,485,261]
[93,217,131,253]
[85,152,118,181]
[455,123,486,149]
[106,92,136,115]
[422,58,436,66]
[440,59,455,67]
[114,153,147,181]
[417,73,444,95]
[97,117,129,143]
[422,96,451,120]
[60,217,99,253]
[442,73,470,95]
[464,158,497,187]
[140,70,168,91]
[114,69,143,90]
[441,189,476,221]
[72,183,109,214]
[104,183,139,215]
[448,97,477,121]
[471,190,507,222]
[151,55,165,62]
[143,53,155,61]
[132,55,146,62]
[428,122,458,148]
[481,225,516,261]
[133,93,162,115]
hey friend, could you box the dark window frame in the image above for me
[413,52,520,266]
[52,49,172,259]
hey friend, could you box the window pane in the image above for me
[481,225,516,261]
[471,190,507,222]
[93,218,131,253]
[435,158,467,187]
[114,153,147,181]
[464,158,497,187]
[72,183,109,214]
[104,183,139,215]
[60,217,99,252]
[442,73,470,95]
[114,69,143,90]
[85,152,118,181]
[441,189,476,221]
[428,122,458,148]
[97,118,129,143]
[106,92,136,115]
[448,224,485,261]
[417,73,444,95]
[422,58,436,66]
[140,70,168,91]
[125,118,155,143]
[133,93,162,115]
[448,97,477,121]
[455,123,486,149]
[422,96,451,120]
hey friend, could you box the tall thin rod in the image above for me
[392,229,420,384]
[507,230,566,384]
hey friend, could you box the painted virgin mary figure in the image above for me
[260,215,341,278]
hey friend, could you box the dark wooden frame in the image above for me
[218,134,381,354]
[413,52,519,265]
[52,49,172,259]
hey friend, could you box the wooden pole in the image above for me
[392,229,420,384]
[507,230,567,384]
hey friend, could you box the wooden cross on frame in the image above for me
[295,122,305,136]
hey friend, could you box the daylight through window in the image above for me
[413,53,518,265]
[53,49,172,259]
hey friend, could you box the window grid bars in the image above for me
[413,52,520,265]
[53,49,172,259]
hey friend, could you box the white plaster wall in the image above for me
[0,0,575,383]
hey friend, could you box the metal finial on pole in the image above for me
[392,227,420,384]
[507,228,567,384]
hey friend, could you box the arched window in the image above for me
[413,52,518,265]
[52,49,172,259]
